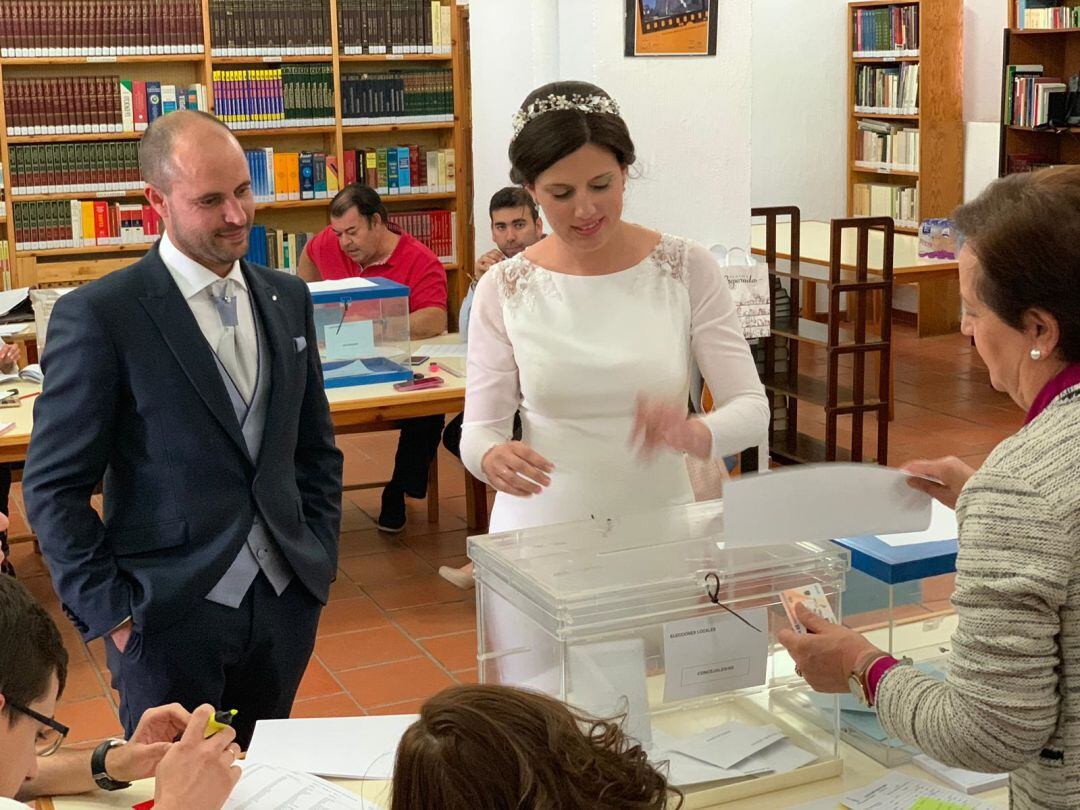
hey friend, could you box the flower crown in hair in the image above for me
[510,93,621,141]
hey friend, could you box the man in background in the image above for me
[299,184,448,533]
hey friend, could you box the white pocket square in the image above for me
[293,336,307,352]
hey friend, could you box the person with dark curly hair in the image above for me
[391,684,680,810]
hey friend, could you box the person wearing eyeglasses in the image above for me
[0,571,241,808]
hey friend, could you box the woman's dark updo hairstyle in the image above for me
[509,81,636,185]
[953,164,1080,362]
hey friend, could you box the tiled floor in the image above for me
[5,322,1024,749]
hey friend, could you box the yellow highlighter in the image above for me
[204,709,238,738]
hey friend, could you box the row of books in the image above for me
[0,0,204,57]
[852,5,919,57]
[852,182,919,229]
[339,0,452,55]
[213,66,335,129]
[0,243,9,284]
[245,150,335,202]
[343,146,456,195]
[341,70,454,125]
[3,77,208,136]
[246,225,311,273]
[854,64,919,115]
[854,120,919,172]
[9,141,141,195]
[387,210,456,264]
[1015,1,1080,29]
[13,200,164,250]
[1004,65,1066,127]
[209,0,332,56]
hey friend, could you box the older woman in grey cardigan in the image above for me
[781,165,1080,809]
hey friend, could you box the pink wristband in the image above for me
[867,655,900,705]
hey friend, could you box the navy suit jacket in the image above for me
[23,245,343,641]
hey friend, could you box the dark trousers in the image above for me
[105,574,321,749]
[441,413,522,460]
[389,415,445,498]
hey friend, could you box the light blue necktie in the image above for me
[208,279,255,402]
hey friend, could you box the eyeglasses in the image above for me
[8,702,69,756]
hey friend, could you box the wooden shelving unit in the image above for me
[753,206,893,466]
[846,0,964,234]
[998,13,1080,176]
[0,0,474,320]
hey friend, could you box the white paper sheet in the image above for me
[567,638,652,746]
[0,322,31,337]
[912,755,1008,794]
[662,608,768,703]
[225,762,379,809]
[841,772,994,809]
[246,715,418,780]
[739,737,818,774]
[649,730,766,786]
[872,499,959,548]
[0,287,29,316]
[325,321,376,359]
[416,343,467,357]
[722,464,932,546]
[670,722,783,770]
[308,278,377,292]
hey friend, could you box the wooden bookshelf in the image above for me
[998,8,1080,176]
[0,0,474,321]
[846,0,964,231]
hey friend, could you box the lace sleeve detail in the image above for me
[493,255,560,310]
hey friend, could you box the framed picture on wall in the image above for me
[624,0,718,57]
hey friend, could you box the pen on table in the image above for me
[430,361,463,378]
[19,391,40,400]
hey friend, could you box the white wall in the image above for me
[469,0,753,259]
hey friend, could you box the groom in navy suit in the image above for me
[23,111,343,748]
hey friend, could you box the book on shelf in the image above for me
[13,200,163,250]
[0,242,9,288]
[855,63,919,115]
[340,68,454,125]
[212,65,335,130]
[2,76,208,136]
[338,0,453,56]
[1015,0,1080,29]
[387,209,456,264]
[9,141,141,196]
[245,149,333,202]
[342,146,455,195]
[852,182,919,228]
[209,0,332,56]
[246,225,314,273]
[0,0,205,58]
[852,4,920,58]
[1003,64,1067,127]
[854,120,919,172]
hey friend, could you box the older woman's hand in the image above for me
[0,342,19,375]
[902,456,976,510]
[778,603,883,693]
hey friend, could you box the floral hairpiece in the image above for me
[510,93,621,141]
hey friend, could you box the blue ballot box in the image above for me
[308,277,412,388]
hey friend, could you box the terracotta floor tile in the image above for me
[364,574,468,611]
[55,697,124,744]
[315,626,422,672]
[295,659,342,701]
[290,693,365,719]
[338,528,404,559]
[59,660,109,704]
[18,574,59,606]
[453,668,479,685]
[339,548,432,588]
[327,576,366,602]
[389,601,477,639]
[366,699,427,716]
[338,658,453,709]
[6,542,50,577]
[317,597,390,637]
[403,529,470,562]
[420,631,477,672]
[340,506,378,533]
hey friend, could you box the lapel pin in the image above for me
[272,295,278,301]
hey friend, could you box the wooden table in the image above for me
[750,221,961,338]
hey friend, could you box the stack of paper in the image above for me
[225,762,382,809]
[648,722,816,787]
[839,772,995,808]
[912,755,1008,794]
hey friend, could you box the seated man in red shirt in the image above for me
[299,185,448,533]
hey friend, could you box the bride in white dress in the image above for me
[461,82,769,534]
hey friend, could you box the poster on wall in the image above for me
[624,0,718,57]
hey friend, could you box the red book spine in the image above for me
[111,76,121,130]
[92,201,108,245]
[133,80,149,131]
[108,203,120,242]
[343,150,357,186]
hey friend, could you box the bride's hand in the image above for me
[481,442,554,497]
[631,397,712,461]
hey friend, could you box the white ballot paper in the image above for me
[662,608,768,703]
[0,287,28,316]
[567,638,652,746]
[246,715,418,780]
[872,499,959,548]
[308,278,377,292]
[225,762,380,810]
[670,722,784,770]
[722,464,932,546]
[841,772,994,809]
[416,343,467,358]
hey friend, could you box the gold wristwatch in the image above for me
[848,651,912,708]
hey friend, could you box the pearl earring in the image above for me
[1030,348,1042,361]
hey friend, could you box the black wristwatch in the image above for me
[91,738,131,791]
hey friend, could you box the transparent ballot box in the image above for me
[308,277,411,388]
[469,501,850,807]
[830,499,960,766]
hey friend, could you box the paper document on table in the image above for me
[872,499,959,548]
[0,322,30,337]
[308,278,377,292]
[0,287,28,316]
[912,755,1008,794]
[662,608,767,703]
[841,772,994,809]
[416,343,467,357]
[246,715,418,780]
[721,464,932,546]
[225,762,380,809]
